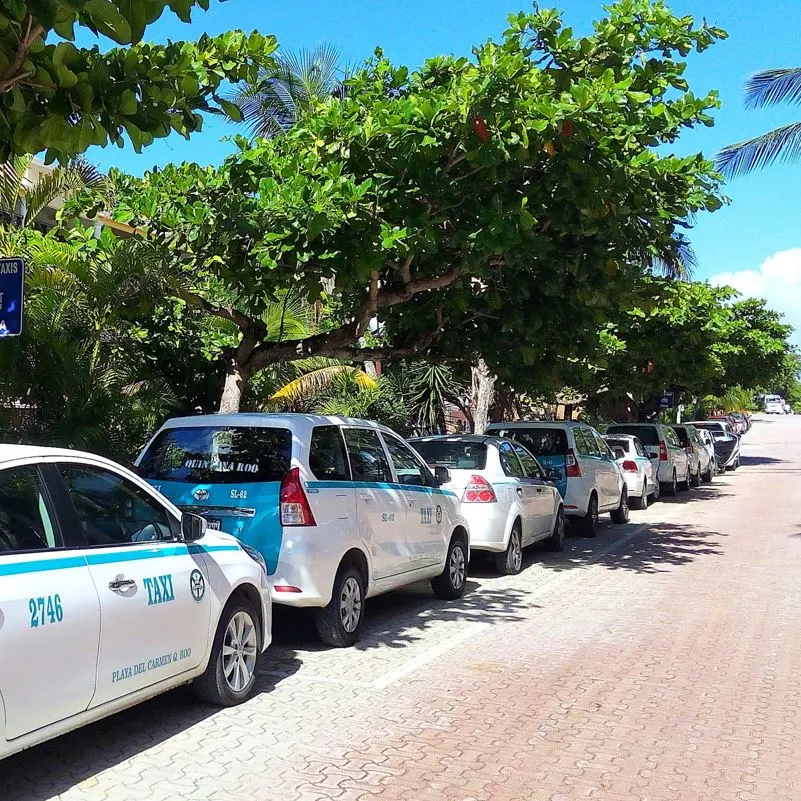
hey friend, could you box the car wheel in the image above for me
[610,488,630,524]
[701,466,713,483]
[495,523,524,575]
[575,492,599,537]
[691,467,702,488]
[662,470,678,497]
[547,507,566,552]
[432,534,468,600]
[194,597,262,706]
[315,564,365,648]
[631,483,648,511]
[650,479,660,501]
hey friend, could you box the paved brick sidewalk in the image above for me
[3,416,800,801]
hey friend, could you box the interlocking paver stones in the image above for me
[2,416,801,800]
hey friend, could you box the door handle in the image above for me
[359,493,373,502]
[536,488,543,493]
[109,578,136,591]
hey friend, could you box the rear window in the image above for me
[671,427,689,446]
[411,441,488,470]
[493,428,568,457]
[604,438,630,453]
[606,425,659,446]
[139,426,292,484]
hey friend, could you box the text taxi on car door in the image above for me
[0,446,271,762]
[137,414,470,648]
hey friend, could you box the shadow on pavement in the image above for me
[0,655,302,801]
[739,455,787,466]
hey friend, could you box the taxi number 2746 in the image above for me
[29,595,64,628]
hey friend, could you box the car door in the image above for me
[511,443,555,538]
[342,428,409,580]
[664,427,689,480]
[382,434,444,571]
[496,441,537,542]
[55,461,212,708]
[592,430,621,508]
[633,438,654,488]
[0,463,101,742]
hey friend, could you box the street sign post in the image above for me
[0,257,24,337]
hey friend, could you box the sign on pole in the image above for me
[0,258,24,337]
[659,391,675,410]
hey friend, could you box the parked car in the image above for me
[137,414,470,647]
[671,423,714,485]
[694,427,718,478]
[690,421,741,471]
[711,414,744,435]
[602,434,657,509]
[730,412,750,433]
[604,423,690,496]
[409,435,565,575]
[485,421,628,537]
[0,445,272,761]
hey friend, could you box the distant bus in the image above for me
[764,394,784,414]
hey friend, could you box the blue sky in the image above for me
[88,0,801,341]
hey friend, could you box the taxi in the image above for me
[137,414,470,648]
[0,446,271,761]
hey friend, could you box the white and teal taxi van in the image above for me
[137,414,470,647]
[0,445,271,761]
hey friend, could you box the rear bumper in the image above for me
[623,473,645,496]
[270,529,337,608]
[462,505,511,553]
[562,480,588,518]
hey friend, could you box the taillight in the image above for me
[280,467,316,526]
[566,448,581,478]
[462,475,497,503]
[622,460,638,472]
[659,441,668,461]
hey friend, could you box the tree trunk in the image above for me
[219,359,250,414]
[472,358,496,434]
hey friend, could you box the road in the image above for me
[2,414,800,801]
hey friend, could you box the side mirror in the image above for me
[544,467,562,481]
[433,465,451,486]
[181,512,207,542]
[612,447,625,460]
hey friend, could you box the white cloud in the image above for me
[709,249,801,347]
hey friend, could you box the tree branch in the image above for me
[375,267,460,311]
[173,285,261,335]
[0,17,45,94]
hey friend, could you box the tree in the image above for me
[227,44,346,138]
[0,2,276,161]
[717,68,801,176]
[112,2,726,414]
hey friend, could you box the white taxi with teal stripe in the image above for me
[137,414,470,648]
[0,446,271,761]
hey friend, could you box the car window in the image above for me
[633,438,646,457]
[579,428,601,457]
[604,438,630,454]
[593,431,613,458]
[511,443,543,479]
[664,428,681,448]
[493,427,568,456]
[139,425,292,484]
[498,441,525,477]
[0,466,60,554]
[672,427,689,447]
[573,427,591,456]
[411,440,488,470]
[309,426,351,481]
[606,425,659,446]
[59,465,174,546]
[383,436,430,486]
[343,429,392,483]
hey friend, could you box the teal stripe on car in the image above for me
[306,480,457,497]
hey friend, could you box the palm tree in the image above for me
[226,44,346,138]
[716,68,801,176]
[267,358,378,409]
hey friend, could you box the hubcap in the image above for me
[510,530,522,571]
[339,576,362,633]
[642,486,648,507]
[449,543,466,589]
[556,512,565,543]
[222,611,258,693]
[591,498,599,526]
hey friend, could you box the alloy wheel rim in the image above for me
[557,512,565,543]
[511,530,522,571]
[449,544,466,589]
[339,576,362,633]
[592,498,599,526]
[222,611,258,693]
[642,486,648,508]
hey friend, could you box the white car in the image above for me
[602,434,657,509]
[764,395,784,414]
[409,435,565,575]
[0,446,271,762]
[137,414,470,648]
[604,423,690,496]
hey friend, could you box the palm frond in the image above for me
[0,155,32,217]
[650,233,697,279]
[744,68,801,109]
[270,365,377,405]
[715,121,801,177]
[23,158,111,225]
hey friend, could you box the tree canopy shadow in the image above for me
[739,455,787,467]
[0,655,302,800]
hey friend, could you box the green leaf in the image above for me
[85,0,133,44]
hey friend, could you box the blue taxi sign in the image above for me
[0,257,24,337]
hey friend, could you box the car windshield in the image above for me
[139,425,292,483]
[492,428,568,456]
[411,441,487,470]
[604,438,630,453]
[606,425,659,446]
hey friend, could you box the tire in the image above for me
[631,482,648,511]
[547,507,566,552]
[701,462,713,483]
[650,479,660,501]
[432,534,468,600]
[315,564,365,648]
[661,469,678,497]
[610,488,630,524]
[495,522,524,575]
[691,467,702,488]
[193,597,262,706]
[575,492,599,537]
[731,457,740,471]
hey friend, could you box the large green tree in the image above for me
[0,1,276,160]
[111,1,726,414]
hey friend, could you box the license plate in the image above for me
[204,518,222,531]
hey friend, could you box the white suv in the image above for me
[138,414,470,648]
[605,423,690,496]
